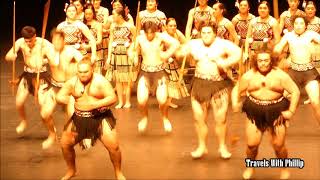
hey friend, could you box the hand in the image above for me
[168,57,174,63]
[133,56,139,66]
[281,110,294,120]
[104,58,111,70]
[215,59,227,70]
[243,52,249,63]
[160,51,170,61]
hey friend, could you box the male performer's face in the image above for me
[73,1,83,14]
[146,0,157,11]
[288,0,299,10]
[239,1,250,14]
[145,29,156,41]
[257,53,272,75]
[198,0,208,6]
[201,27,215,46]
[66,6,77,20]
[77,63,93,84]
[305,4,316,18]
[93,0,101,9]
[294,17,307,35]
[84,8,94,22]
[166,20,177,35]
[24,35,36,49]
[258,3,269,18]
[52,34,65,52]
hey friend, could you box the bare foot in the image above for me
[115,103,124,109]
[169,102,178,109]
[61,169,76,180]
[16,120,27,134]
[242,168,254,179]
[218,147,232,159]
[304,99,311,105]
[42,134,56,149]
[190,147,208,159]
[163,118,172,133]
[123,103,131,109]
[116,172,126,180]
[280,169,290,180]
[138,117,148,133]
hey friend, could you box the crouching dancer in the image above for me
[56,59,125,180]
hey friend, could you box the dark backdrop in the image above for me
[1,0,320,57]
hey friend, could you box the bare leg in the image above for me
[243,118,262,180]
[115,82,124,109]
[190,97,209,159]
[168,97,178,108]
[156,77,171,133]
[137,76,149,133]
[15,80,29,134]
[123,82,132,108]
[100,120,125,180]
[211,91,231,159]
[271,124,289,179]
[305,80,320,125]
[60,123,77,180]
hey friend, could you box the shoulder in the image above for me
[157,10,166,17]
[232,14,240,22]
[94,73,109,85]
[57,21,66,29]
[249,14,255,19]
[269,16,278,25]
[242,70,254,81]
[280,11,288,18]
[188,8,195,15]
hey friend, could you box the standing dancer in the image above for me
[5,26,56,149]
[178,22,241,159]
[56,59,125,180]
[279,0,305,35]
[274,15,320,125]
[83,3,103,74]
[57,4,97,61]
[213,2,239,45]
[185,0,214,39]
[133,21,179,133]
[232,50,300,180]
[106,8,136,109]
[138,0,167,32]
[244,1,280,70]
[164,18,189,108]
[72,0,85,21]
[305,0,320,71]
[232,0,255,47]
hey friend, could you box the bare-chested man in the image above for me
[274,15,320,125]
[178,22,241,159]
[56,59,125,180]
[132,21,179,133]
[232,50,300,180]
[45,30,83,121]
[5,26,56,149]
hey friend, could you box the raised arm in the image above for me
[278,12,286,34]
[161,33,180,60]
[56,78,75,105]
[5,38,23,61]
[217,40,242,68]
[79,22,97,62]
[93,75,117,108]
[185,8,195,39]
[226,20,239,45]
[280,70,300,114]
[271,18,281,44]
[273,34,289,55]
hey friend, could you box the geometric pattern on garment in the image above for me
[252,21,273,40]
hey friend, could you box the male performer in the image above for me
[5,26,56,149]
[178,22,241,159]
[56,59,125,180]
[232,50,300,179]
[132,21,179,133]
[45,30,83,120]
[274,15,320,125]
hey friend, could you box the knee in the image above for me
[310,99,320,107]
[215,113,227,125]
[272,142,285,152]
[40,107,53,120]
[60,133,74,149]
[247,145,259,154]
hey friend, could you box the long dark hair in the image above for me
[83,3,97,24]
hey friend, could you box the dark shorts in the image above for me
[67,107,116,149]
[19,71,51,95]
[138,69,168,96]
[242,96,290,132]
[191,77,232,103]
[288,68,320,90]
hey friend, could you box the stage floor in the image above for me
[1,60,320,180]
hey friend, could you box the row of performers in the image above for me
[4,0,320,179]
[55,0,320,107]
